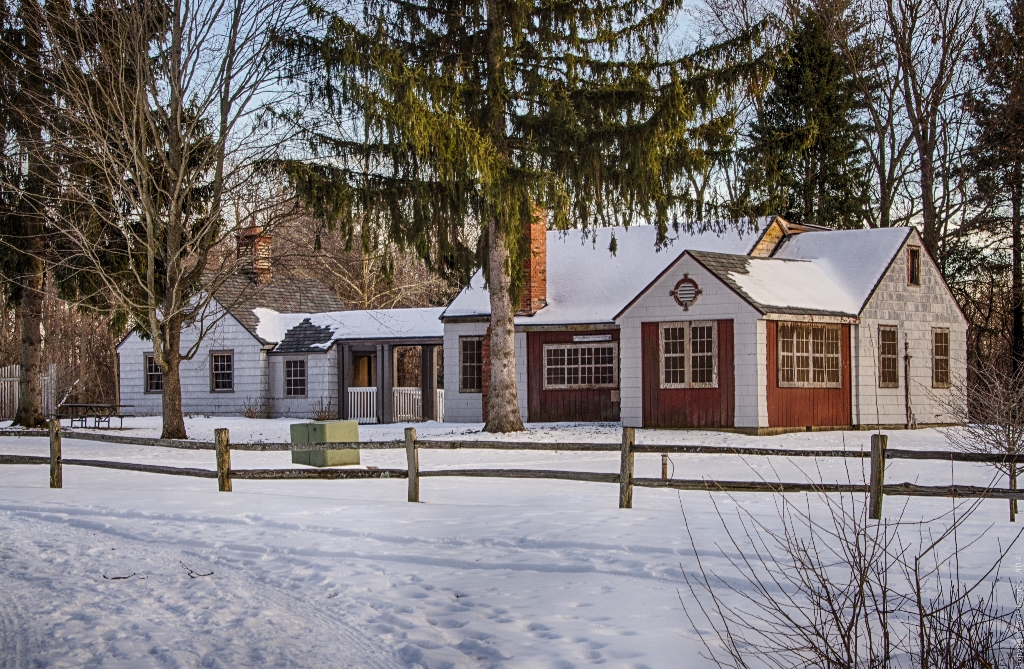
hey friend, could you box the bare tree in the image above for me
[943,363,1024,521]
[272,217,457,310]
[884,0,980,258]
[44,0,301,438]
[680,486,1018,667]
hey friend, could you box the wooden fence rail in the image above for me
[1,424,1022,516]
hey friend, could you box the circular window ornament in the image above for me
[670,275,701,311]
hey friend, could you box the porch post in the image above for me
[378,343,394,423]
[420,344,437,421]
[338,345,352,420]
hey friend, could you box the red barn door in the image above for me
[641,320,735,428]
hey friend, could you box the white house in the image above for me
[117,279,446,421]
[440,216,967,432]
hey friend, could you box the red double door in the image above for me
[641,320,735,429]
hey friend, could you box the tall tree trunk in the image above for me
[1012,167,1023,378]
[918,148,940,258]
[13,0,48,428]
[481,0,524,433]
[484,217,525,432]
[13,260,44,427]
[160,323,187,439]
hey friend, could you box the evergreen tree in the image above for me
[0,0,55,427]
[968,0,1024,374]
[739,7,869,228]
[277,0,764,432]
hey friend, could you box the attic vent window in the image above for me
[908,247,921,285]
[670,275,701,310]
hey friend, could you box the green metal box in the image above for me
[290,420,360,467]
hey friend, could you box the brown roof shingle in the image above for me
[213,275,346,344]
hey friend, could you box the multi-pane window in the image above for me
[908,247,921,285]
[932,328,950,388]
[660,322,717,389]
[284,359,306,396]
[661,325,687,385]
[145,355,163,393]
[878,326,899,388]
[778,323,842,388]
[459,337,483,393]
[211,352,233,391]
[543,343,617,389]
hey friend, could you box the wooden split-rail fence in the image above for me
[0,424,1021,517]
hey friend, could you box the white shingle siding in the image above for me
[117,302,268,417]
[442,321,488,423]
[854,231,966,427]
[267,349,338,419]
[615,255,764,428]
[117,300,339,418]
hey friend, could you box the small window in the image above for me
[145,354,163,393]
[459,337,484,393]
[211,352,234,392]
[660,321,717,389]
[285,359,307,396]
[932,328,950,388]
[777,323,842,388]
[542,343,618,389]
[908,247,921,286]
[878,326,899,388]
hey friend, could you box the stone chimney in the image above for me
[237,226,272,285]
[517,210,547,316]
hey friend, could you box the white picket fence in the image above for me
[345,386,444,424]
[435,389,445,422]
[393,387,421,422]
[0,364,57,420]
[347,387,378,424]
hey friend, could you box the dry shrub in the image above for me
[308,397,336,421]
[680,486,1020,668]
[240,396,270,419]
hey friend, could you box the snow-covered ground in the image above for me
[0,418,1017,668]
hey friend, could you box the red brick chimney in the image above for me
[237,226,272,285]
[517,210,547,316]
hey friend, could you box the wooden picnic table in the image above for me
[59,404,133,429]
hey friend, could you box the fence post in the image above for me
[49,419,62,489]
[661,454,668,481]
[619,427,635,509]
[215,428,231,492]
[869,434,887,520]
[405,427,419,502]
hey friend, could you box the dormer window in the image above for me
[908,247,921,286]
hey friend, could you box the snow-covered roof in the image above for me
[442,223,764,325]
[770,227,912,311]
[253,307,445,353]
[690,252,861,317]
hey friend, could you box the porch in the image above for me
[338,339,444,424]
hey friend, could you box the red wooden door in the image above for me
[765,322,852,428]
[641,320,735,428]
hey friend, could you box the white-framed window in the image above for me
[878,326,899,388]
[284,358,307,397]
[659,321,718,389]
[459,337,484,393]
[542,342,618,389]
[210,351,234,392]
[778,323,841,388]
[932,328,950,388]
[145,354,163,393]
